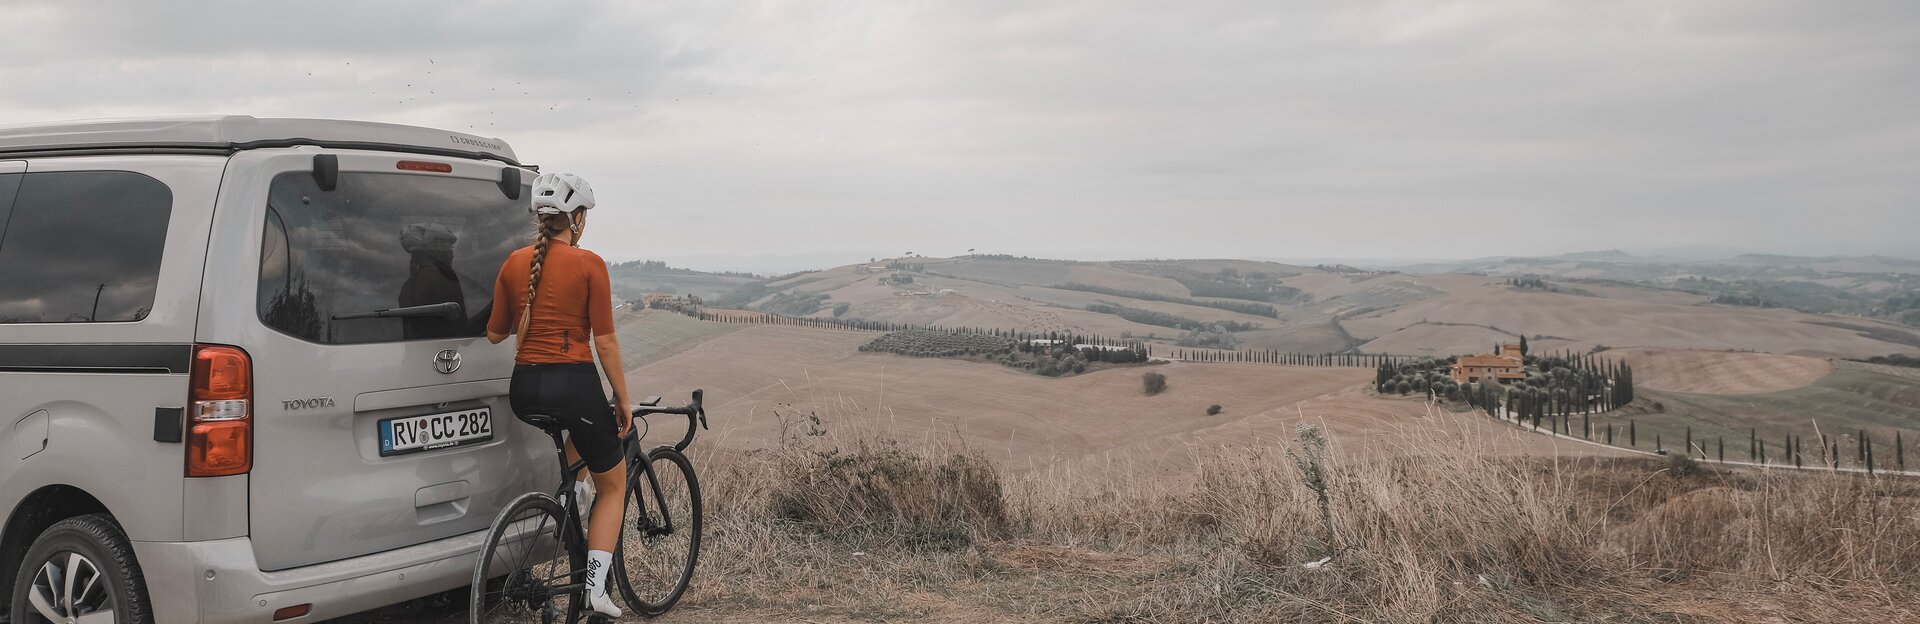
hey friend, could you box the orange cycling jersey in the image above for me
[487,239,615,364]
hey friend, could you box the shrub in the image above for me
[1143,371,1168,395]
[1206,404,1223,416]
[768,438,1006,551]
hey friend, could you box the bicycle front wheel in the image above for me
[614,447,703,616]
[471,492,584,624]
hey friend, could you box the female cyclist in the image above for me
[485,172,631,618]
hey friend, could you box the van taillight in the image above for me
[188,345,251,477]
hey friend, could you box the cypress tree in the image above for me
[1866,431,1876,475]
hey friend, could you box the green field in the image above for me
[1581,361,1920,466]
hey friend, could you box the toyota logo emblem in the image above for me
[434,349,462,374]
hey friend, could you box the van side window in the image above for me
[256,170,526,344]
[0,171,172,324]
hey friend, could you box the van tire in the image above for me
[9,514,151,624]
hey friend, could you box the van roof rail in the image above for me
[0,116,525,167]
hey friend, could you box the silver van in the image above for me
[0,116,554,623]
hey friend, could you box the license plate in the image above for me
[379,408,493,456]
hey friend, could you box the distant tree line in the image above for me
[1168,268,1306,302]
[712,283,775,309]
[1858,354,1920,369]
[1506,276,1594,296]
[1052,282,1278,317]
[1174,329,1239,350]
[858,328,1150,377]
[761,291,830,316]
[1085,302,1260,332]
[609,259,761,279]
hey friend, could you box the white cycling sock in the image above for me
[586,549,613,597]
[584,549,621,616]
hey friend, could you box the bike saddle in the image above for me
[517,412,564,433]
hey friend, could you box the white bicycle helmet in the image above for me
[530,172,596,215]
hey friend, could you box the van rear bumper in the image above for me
[132,528,490,624]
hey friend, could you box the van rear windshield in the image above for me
[258,170,528,344]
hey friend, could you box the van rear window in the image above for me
[258,170,528,344]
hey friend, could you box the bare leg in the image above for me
[564,437,588,484]
[586,461,628,552]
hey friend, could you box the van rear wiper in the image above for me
[331,301,462,321]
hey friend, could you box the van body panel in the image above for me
[183,474,249,541]
[196,148,547,571]
[0,155,224,544]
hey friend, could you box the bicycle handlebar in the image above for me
[630,389,706,452]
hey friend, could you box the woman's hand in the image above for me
[613,392,633,435]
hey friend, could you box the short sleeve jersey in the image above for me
[487,239,615,364]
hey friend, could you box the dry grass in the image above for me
[665,404,1920,623]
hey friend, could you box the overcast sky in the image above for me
[3,1,1916,272]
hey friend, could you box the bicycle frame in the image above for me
[624,389,707,538]
[528,389,707,557]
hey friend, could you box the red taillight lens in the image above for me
[188,345,251,477]
[397,160,453,173]
[192,346,250,401]
[188,421,250,477]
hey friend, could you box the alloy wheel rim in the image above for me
[26,551,115,624]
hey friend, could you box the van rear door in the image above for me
[196,149,553,571]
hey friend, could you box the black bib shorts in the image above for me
[509,362,623,473]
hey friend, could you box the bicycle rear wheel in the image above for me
[614,447,703,616]
[471,492,585,624]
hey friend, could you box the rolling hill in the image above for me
[697,255,1920,360]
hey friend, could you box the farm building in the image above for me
[1450,343,1526,384]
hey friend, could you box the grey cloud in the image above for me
[2,0,1917,269]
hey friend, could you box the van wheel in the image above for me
[9,514,150,624]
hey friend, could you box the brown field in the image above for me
[1354,321,1522,357]
[1611,347,1834,395]
[342,315,1919,624]
[621,319,1623,479]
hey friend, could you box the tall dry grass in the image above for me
[677,402,1920,623]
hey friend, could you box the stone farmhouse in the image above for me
[1450,343,1527,384]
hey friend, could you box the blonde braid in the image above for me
[514,214,570,343]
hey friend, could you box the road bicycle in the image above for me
[469,390,707,623]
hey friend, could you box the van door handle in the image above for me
[415,481,472,525]
[415,481,471,507]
